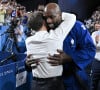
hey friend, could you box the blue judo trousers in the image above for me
[63,21,96,90]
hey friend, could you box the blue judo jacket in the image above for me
[63,21,96,90]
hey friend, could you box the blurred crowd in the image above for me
[84,6,100,34]
[0,0,28,25]
[0,0,34,53]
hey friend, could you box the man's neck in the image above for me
[39,25,47,31]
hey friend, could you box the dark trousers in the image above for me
[91,59,100,90]
[31,76,65,90]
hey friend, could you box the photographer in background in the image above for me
[3,17,26,53]
[14,18,26,53]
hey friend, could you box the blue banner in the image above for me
[0,52,32,90]
[0,63,16,90]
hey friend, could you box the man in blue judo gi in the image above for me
[48,22,96,90]
[45,3,96,90]
[48,21,96,90]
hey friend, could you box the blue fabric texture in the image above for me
[63,21,96,90]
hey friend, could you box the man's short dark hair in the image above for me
[28,11,44,31]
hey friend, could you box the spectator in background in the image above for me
[0,5,6,25]
[37,4,45,12]
[13,18,26,53]
[5,6,12,25]
[91,21,100,90]
[85,6,100,34]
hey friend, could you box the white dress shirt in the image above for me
[25,12,76,78]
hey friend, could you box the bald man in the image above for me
[45,3,96,90]
[44,3,63,30]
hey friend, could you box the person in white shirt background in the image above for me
[91,21,100,90]
[25,4,76,90]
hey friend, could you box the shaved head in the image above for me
[44,3,61,15]
[44,3,62,29]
